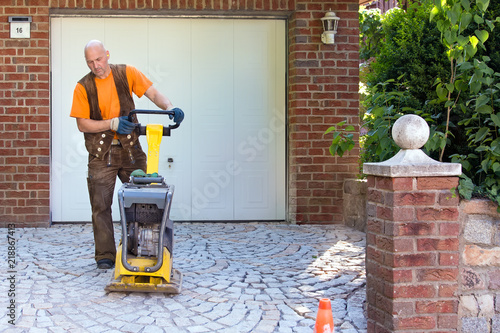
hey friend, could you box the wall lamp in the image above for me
[321,10,340,44]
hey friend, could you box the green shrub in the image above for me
[326,0,500,209]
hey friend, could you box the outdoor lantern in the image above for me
[321,10,340,44]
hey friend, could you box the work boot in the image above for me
[97,259,114,269]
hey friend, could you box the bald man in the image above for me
[70,40,183,269]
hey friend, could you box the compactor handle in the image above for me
[128,109,183,136]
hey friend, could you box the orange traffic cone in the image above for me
[314,298,334,333]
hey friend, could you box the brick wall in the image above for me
[0,0,359,226]
[289,0,360,224]
[0,4,51,226]
[366,175,460,332]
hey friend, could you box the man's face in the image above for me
[85,45,110,79]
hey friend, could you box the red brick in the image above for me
[416,207,459,221]
[438,190,460,206]
[416,300,457,313]
[367,218,382,233]
[392,192,436,206]
[376,236,393,251]
[376,177,413,191]
[393,238,415,252]
[439,284,458,297]
[389,253,436,267]
[416,268,458,282]
[417,238,459,251]
[417,177,459,190]
[439,253,459,266]
[392,300,414,316]
[439,222,460,236]
[367,188,383,203]
[393,316,436,330]
[377,206,414,221]
[367,245,384,264]
[393,222,435,236]
[391,285,436,298]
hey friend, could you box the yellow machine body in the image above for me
[105,123,182,294]
[106,245,181,293]
[114,246,172,280]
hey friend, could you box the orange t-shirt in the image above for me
[70,65,153,120]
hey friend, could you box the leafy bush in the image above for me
[326,0,500,208]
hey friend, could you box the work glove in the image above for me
[110,116,136,134]
[168,107,184,124]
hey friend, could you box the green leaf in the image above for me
[444,30,456,45]
[460,12,473,31]
[476,0,490,12]
[474,14,484,24]
[459,175,474,200]
[475,127,490,142]
[457,35,468,46]
[446,83,455,93]
[471,81,481,94]
[436,83,448,100]
[430,6,440,22]
[458,61,474,70]
[445,100,455,107]
[324,126,338,135]
[475,30,489,44]
[469,35,479,48]
[476,105,493,114]
[491,113,500,127]
[486,19,495,31]
[476,94,490,108]
[461,0,471,11]
[464,44,477,59]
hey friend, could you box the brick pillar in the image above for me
[363,115,462,332]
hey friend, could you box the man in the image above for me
[70,40,183,269]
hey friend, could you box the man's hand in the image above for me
[110,116,136,134]
[169,108,184,123]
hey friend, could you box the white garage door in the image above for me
[51,17,286,222]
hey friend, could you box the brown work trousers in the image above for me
[87,143,147,263]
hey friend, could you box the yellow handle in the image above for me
[146,124,163,174]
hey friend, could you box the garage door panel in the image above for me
[147,20,192,104]
[104,19,149,66]
[191,164,234,220]
[51,17,285,222]
[192,68,233,114]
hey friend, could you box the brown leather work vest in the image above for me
[78,64,140,160]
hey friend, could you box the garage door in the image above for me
[51,17,286,222]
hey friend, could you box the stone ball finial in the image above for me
[392,114,430,149]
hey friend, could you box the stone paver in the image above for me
[1,223,366,332]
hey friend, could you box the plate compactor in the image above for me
[105,109,183,294]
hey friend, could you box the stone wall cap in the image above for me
[363,149,462,177]
[363,115,462,177]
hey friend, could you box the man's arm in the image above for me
[76,118,112,133]
[144,85,174,110]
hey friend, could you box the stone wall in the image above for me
[343,178,366,231]
[460,199,500,332]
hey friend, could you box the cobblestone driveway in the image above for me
[1,223,366,333]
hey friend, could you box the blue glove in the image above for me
[116,116,136,134]
[169,108,184,124]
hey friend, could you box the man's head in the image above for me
[84,40,111,79]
